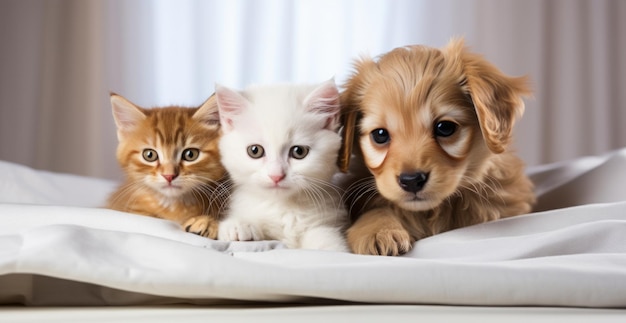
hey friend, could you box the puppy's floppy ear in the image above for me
[338,104,358,172]
[447,38,532,153]
[338,58,376,172]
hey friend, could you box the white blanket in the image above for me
[1,149,626,307]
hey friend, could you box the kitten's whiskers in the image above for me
[342,176,379,216]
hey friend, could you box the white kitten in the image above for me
[215,79,349,252]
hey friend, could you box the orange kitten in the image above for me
[107,93,228,238]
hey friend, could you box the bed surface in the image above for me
[2,149,626,319]
[2,305,625,323]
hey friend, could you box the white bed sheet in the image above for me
[1,149,626,309]
[2,305,626,323]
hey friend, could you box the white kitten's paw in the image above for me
[218,219,262,241]
[300,226,350,252]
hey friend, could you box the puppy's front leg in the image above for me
[347,208,413,256]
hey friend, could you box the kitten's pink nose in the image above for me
[162,174,178,183]
[269,174,285,184]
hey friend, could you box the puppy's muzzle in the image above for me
[398,172,429,193]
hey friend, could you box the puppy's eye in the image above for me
[370,128,390,145]
[434,121,458,137]
[247,145,265,159]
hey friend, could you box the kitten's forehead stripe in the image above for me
[174,127,184,146]
[175,112,187,146]
[155,128,166,147]
[148,109,198,148]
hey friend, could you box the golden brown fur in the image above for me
[107,93,228,238]
[339,38,535,255]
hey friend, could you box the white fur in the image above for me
[216,80,350,252]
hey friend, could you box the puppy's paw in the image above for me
[347,208,414,256]
[183,215,218,239]
[348,227,412,256]
[217,219,262,241]
[373,228,413,256]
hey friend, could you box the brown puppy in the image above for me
[339,38,535,256]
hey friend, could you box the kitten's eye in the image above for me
[182,148,200,161]
[247,145,265,159]
[434,121,458,137]
[370,128,390,145]
[289,145,310,159]
[142,149,158,162]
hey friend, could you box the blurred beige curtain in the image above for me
[475,0,626,166]
[0,0,151,180]
[1,0,625,180]
[1,0,117,178]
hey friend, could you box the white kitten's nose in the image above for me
[269,174,285,184]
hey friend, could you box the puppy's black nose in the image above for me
[398,172,429,193]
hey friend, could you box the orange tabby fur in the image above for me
[107,93,227,238]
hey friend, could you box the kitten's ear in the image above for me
[110,93,146,140]
[215,84,248,132]
[193,93,220,128]
[304,78,340,130]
